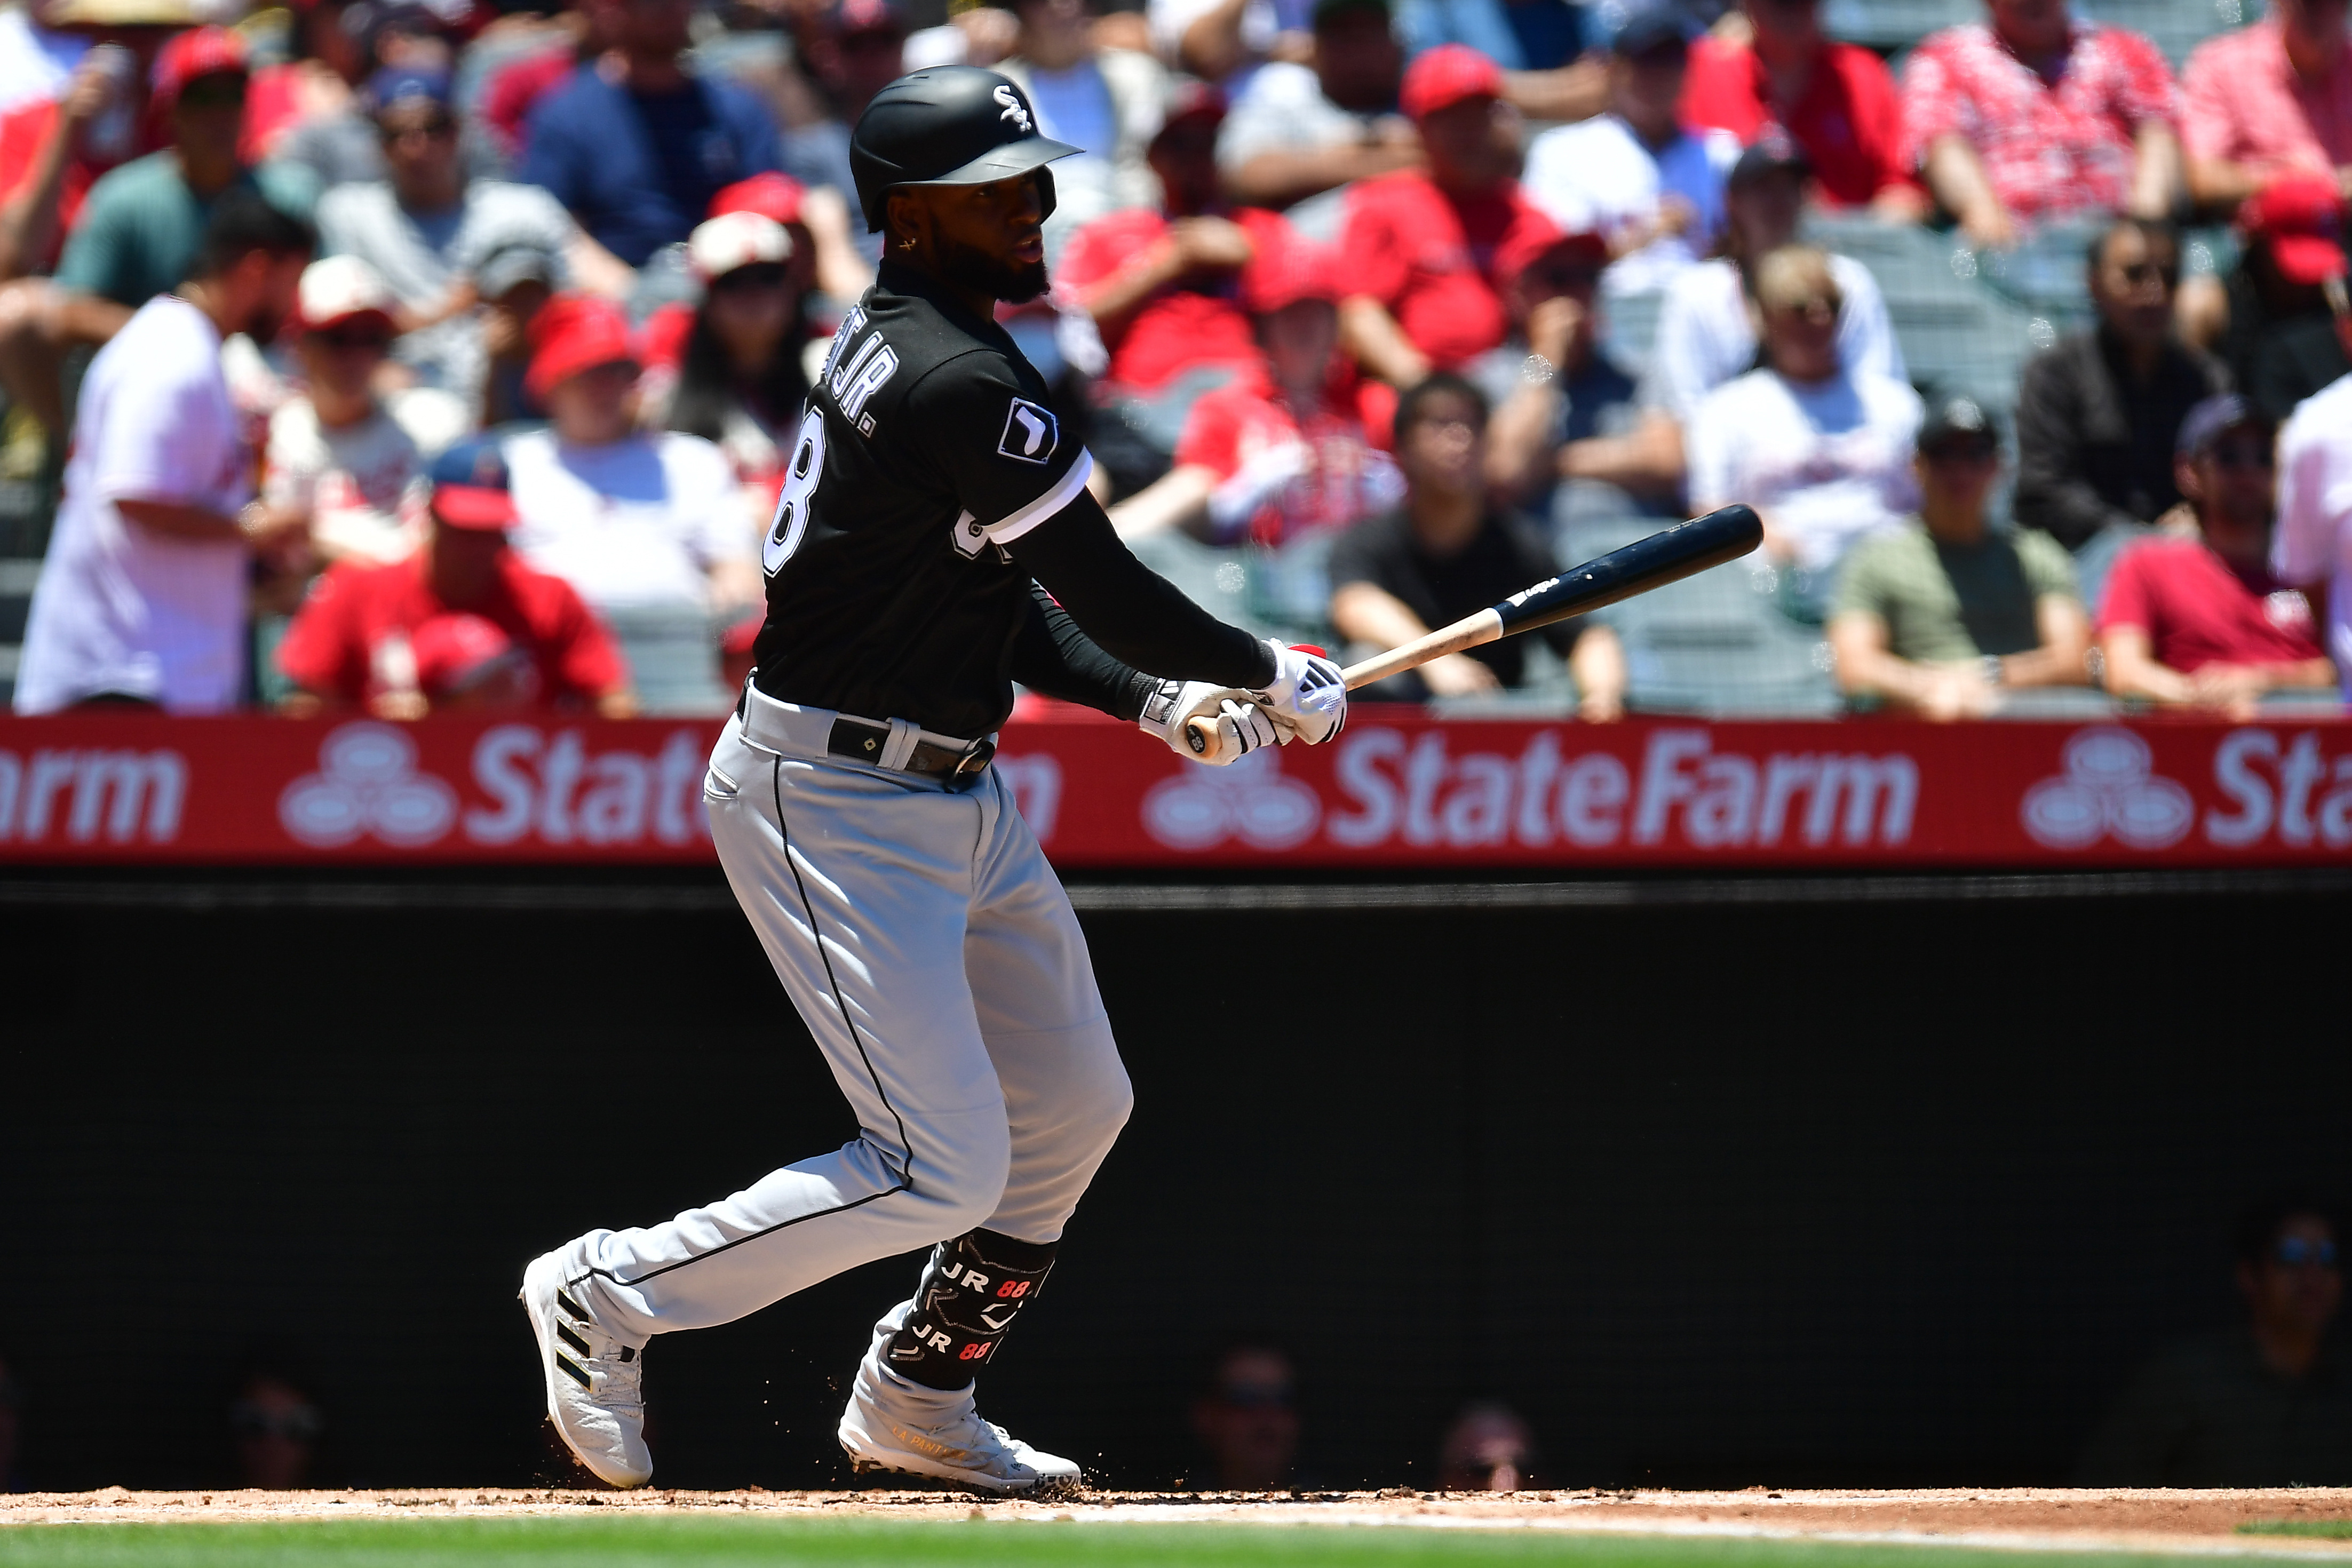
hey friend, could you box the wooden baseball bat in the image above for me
[1185,504,1763,760]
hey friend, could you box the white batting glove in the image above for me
[1247,640,1348,745]
[1138,678,1279,764]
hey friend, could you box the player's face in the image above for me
[923,174,1051,304]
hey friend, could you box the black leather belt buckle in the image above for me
[945,737,995,791]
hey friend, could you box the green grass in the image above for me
[2238,1520,2352,1539]
[0,1516,2281,1568]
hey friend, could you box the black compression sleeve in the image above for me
[1008,492,1278,690]
[1010,583,1159,721]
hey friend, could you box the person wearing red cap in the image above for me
[502,293,761,625]
[279,435,634,719]
[1898,0,2179,250]
[1110,230,1400,545]
[1474,217,1679,515]
[2222,174,2352,421]
[709,170,875,304]
[2182,0,2352,219]
[1680,0,1921,216]
[0,23,317,432]
[1056,81,1296,398]
[1337,43,1558,388]
[2015,218,2228,552]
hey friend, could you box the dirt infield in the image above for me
[8,1487,2352,1553]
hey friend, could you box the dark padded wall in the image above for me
[0,880,2343,1491]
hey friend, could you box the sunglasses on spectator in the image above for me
[311,325,393,351]
[1771,294,1840,320]
[2112,258,2180,290]
[1216,1383,1293,1410]
[1530,260,1603,291]
[2204,439,2275,471]
[713,262,791,295]
[2277,1237,2340,1268]
[1923,440,1998,466]
[178,76,246,110]
[380,116,458,145]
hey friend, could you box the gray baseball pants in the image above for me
[560,689,1133,1347]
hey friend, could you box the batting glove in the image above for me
[1138,678,1280,764]
[1247,640,1348,745]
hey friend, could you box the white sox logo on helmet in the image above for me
[994,83,1031,132]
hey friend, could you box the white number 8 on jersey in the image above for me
[765,408,827,577]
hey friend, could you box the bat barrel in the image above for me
[1492,504,1763,635]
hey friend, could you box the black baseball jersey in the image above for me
[750,260,1095,739]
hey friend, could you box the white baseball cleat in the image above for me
[520,1250,653,1489]
[838,1375,1081,1494]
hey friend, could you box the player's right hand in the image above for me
[1139,678,1278,763]
[1249,641,1348,745]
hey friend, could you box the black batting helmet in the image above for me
[849,66,1078,234]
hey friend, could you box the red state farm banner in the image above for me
[0,710,2348,867]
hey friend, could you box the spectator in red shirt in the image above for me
[0,25,147,283]
[280,435,635,719]
[2182,0,2352,219]
[1058,82,1294,399]
[2099,393,2335,716]
[1900,0,2181,249]
[1108,230,1400,547]
[1338,44,1556,389]
[1680,0,1921,216]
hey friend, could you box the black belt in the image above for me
[826,715,996,788]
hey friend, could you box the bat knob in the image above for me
[1185,717,1210,755]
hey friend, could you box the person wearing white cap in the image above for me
[643,212,810,538]
[262,254,456,579]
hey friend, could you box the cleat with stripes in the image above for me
[520,1250,651,1487]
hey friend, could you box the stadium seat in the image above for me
[602,606,735,716]
[1558,516,1844,718]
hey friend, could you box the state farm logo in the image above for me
[279,724,458,848]
[2020,727,2193,850]
[1143,748,1321,850]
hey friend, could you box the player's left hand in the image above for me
[1250,640,1348,745]
[1139,678,1279,763]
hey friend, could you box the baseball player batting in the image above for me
[519,66,1343,1495]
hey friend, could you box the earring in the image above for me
[896,236,919,252]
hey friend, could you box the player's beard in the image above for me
[939,232,1049,305]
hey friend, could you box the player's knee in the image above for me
[909,1112,1013,1233]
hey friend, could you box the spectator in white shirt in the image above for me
[997,0,1167,251]
[314,67,630,411]
[1216,0,1418,228]
[1521,1,1739,297]
[264,256,459,579]
[502,293,762,622]
[1643,132,1903,424]
[15,187,315,713]
[1685,244,1922,599]
[2272,369,2352,694]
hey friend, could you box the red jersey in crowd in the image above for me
[1056,205,1292,392]
[279,548,627,707]
[480,46,577,163]
[1338,170,1551,372]
[0,95,146,271]
[1682,35,1912,208]
[1898,22,2178,224]
[1175,369,1401,548]
[2096,535,2325,672]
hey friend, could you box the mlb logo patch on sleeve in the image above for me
[998,398,1059,464]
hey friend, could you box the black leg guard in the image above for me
[885,1229,1057,1390]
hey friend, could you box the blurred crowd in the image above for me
[7,1196,2343,1490]
[2,0,2350,720]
